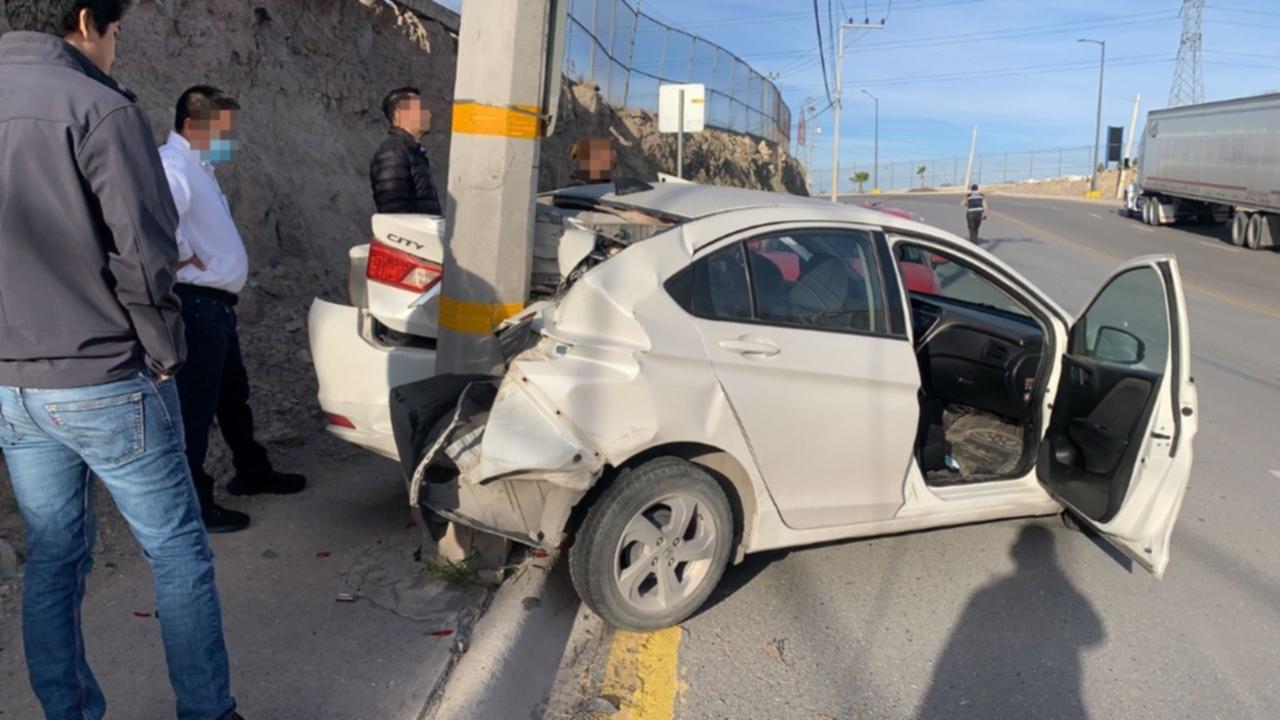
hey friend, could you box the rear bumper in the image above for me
[308,298,436,459]
[415,364,606,549]
[425,477,587,549]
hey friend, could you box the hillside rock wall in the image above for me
[1,0,804,455]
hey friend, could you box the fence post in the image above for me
[588,0,597,80]
[1058,147,1062,178]
[623,2,639,105]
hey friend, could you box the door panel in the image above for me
[1038,256,1196,576]
[1040,357,1159,521]
[687,227,921,530]
[701,321,921,529]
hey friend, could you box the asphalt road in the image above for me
[668,193,1280,720]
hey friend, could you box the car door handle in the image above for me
[718,336,781,358]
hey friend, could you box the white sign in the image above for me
[658,83,706,133]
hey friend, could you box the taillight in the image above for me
[326,413,356,429]
[366,239,442,293]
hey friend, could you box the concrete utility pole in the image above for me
[861,89,879,192]
[1117,92,1142,198]
[1124,92,1142,162]
[438,1,560,375]
[831,20,884,202]
[963,123,978,189]
[1079,38,1106,195]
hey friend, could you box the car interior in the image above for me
[894,241,1049,486]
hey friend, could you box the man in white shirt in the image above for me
[160,85,305,534]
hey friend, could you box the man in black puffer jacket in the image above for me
[370,86,442,214]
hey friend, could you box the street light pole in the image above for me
[831,20,884,202]
[1079,38,1106,194]
[861,89,879,192]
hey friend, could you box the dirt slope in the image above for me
[1,0,803,538]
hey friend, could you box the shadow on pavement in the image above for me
[695,547,788,616]
[975,235,1034,255]
[916,525,1104,720]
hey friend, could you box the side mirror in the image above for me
[1093,325,1145,365]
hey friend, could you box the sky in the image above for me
[435,1,1280,182]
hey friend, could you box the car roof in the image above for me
[551,181,892,225]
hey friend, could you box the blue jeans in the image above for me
[0,373,237,720]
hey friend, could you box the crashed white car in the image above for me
[312,183,1196,631]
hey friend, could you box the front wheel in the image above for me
[569,457,734,631]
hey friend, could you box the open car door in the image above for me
[1037,255,1196,577]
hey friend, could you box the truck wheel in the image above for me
[1143,200,1155,226]
[1231,211,1250,247]
[1245,213,1264,250]
[569,457,734,631]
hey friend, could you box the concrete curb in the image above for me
[424,551,582,720]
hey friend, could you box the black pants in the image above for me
[966,212,983,244]
[175,289,271,510]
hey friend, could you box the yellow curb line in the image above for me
[992,210,1280,322]
[601,627,682,720]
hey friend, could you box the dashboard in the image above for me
[910,293,1044,422]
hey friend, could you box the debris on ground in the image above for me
[763,637,791,667]
[342,537,488,622]
[580,696,620,717]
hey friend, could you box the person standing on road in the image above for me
[370,86,442,214]
[0,3,240,719]
[160,86,306,534]
[963,183,989,244]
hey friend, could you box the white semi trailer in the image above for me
[1123,93,1280,250]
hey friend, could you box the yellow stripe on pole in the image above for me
[438,297,525,335]
[601,628,682,720]
[452,101,543,139]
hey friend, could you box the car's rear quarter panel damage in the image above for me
[413,228,772,552]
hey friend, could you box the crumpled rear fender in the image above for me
[420,358,609,549]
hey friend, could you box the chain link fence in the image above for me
[564,0,792,149]
[809,146,1099,195]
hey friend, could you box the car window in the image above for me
[1076,266,1169,374]
[690,244,752,321]
[896,242,1029,318]
[742,229,886,333]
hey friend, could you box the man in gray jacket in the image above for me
[0,2,240,718]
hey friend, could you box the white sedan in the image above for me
[316,182,1197,632]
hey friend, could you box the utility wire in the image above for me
[812,0,833,103]
[783,52,1173,91]
[743,10,1176,60]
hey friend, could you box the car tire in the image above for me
[569,457,734,632]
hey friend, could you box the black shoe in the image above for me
[202,504,251,534]
[227,470,307,497]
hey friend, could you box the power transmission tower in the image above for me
[1168,0,1204,107]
